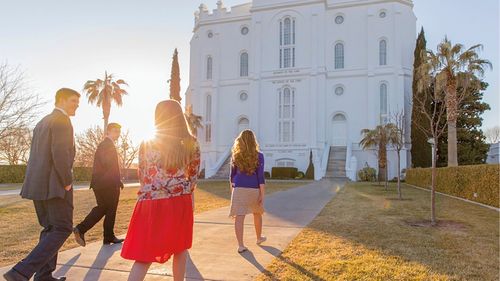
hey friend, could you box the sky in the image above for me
[1,0,498,145]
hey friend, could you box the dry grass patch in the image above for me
[257,182,499,281]
[0,180,303,266]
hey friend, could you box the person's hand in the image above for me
[64,185,72,191]
[258,195,265,206]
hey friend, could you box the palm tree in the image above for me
[426,37,492,166]
[360,124,397,189]
[185,104,203,136]
[83,71,128,130]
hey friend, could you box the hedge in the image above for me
[271,167,298,179]
[0,165,138,183]
[406,164,500,208]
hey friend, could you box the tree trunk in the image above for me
[447,121,458,166]
[431,143,437,225]
[397,150,402,199]
[446,81,458,167]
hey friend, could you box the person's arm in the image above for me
[137,143,146,187]
[187,142,201,192]
[51,116,73,190]
[229,158,237,190]
[257,153,265,205]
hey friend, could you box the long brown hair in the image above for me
[231,129,260,175]
[149,100,197,169]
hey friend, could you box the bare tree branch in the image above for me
[0,62,44,140]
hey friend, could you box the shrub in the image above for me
[0,165,139,183]
[305,150,314,179]
[406,164,499,208]
[271,167,298,179]
[357,166,377,182]
[264,171,271,179]
[0,165,26,183]
[73,167,93,181]
[295,171,305,179]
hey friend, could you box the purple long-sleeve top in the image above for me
[230,152,265,188]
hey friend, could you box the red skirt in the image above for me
[121,194,194,263]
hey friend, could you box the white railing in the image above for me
[319,142,330,180]
[205,147,231,178]
[345,142,357,181]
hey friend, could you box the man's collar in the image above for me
[54,107,68,117]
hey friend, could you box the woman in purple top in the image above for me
[229,130,266,253]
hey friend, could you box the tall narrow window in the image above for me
[335,43,344,69]
[279,17,296,68]
[380,83,388,124]
[379,39,387,65]
[278,87,295,142]
[240,52,248,77]
[206,56,213,80]
[205,95,212,142]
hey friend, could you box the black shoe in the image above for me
[34,276,67,281]
[73,227,86,247]
[103,237,124,245]
[3,269,28,281]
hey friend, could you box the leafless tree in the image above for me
[485,126,500,144]
[75,126,104,167]
[414,51,449,225]
[75,126,138,170]
[389,110,407,199]
[117,129,139,170]
[0,126,32,165]
[0,62,43,141]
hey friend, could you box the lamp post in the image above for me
[427,138,435,164]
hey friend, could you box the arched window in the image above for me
[379,39,387,65]
[206,56,213,80]
[380,83,388,124]
[334,43,344,69]
[278,87,295,142]
[279,17,296,68]
[276,158,296,167]
[237,117,249,134]
[205,95,212,142]
[240,52,248,77]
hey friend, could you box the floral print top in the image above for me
[137,140,200,201]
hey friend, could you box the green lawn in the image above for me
[257,182,499,281]
[0,180,303,266]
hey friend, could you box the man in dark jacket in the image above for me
[3,88,80,281]
[73,123,124,246]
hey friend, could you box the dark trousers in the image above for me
[76,187,120,240]
[14,190,73,280]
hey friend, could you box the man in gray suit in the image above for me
[3,88,80,281]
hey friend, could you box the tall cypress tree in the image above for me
[437,81,490,166]
[169,48,181,102]
[410,27,432,168]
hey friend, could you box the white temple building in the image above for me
[185,0,416,180]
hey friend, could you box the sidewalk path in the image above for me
[1,179,345,280]
[0,182,140,196]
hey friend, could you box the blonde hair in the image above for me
[148,100,197,169]
[231,130,260,175]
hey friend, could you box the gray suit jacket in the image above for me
[21,109,76,200]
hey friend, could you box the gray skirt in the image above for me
[229,187,265,217]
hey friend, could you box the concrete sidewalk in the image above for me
[0,182,140,196]
[1,179,344,281]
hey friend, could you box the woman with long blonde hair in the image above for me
[229,129,266,253]
[121,100,200,281]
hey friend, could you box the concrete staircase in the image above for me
[325,146,348,179]
[209,155,231,179]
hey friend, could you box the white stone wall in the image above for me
[186,0,416,179]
